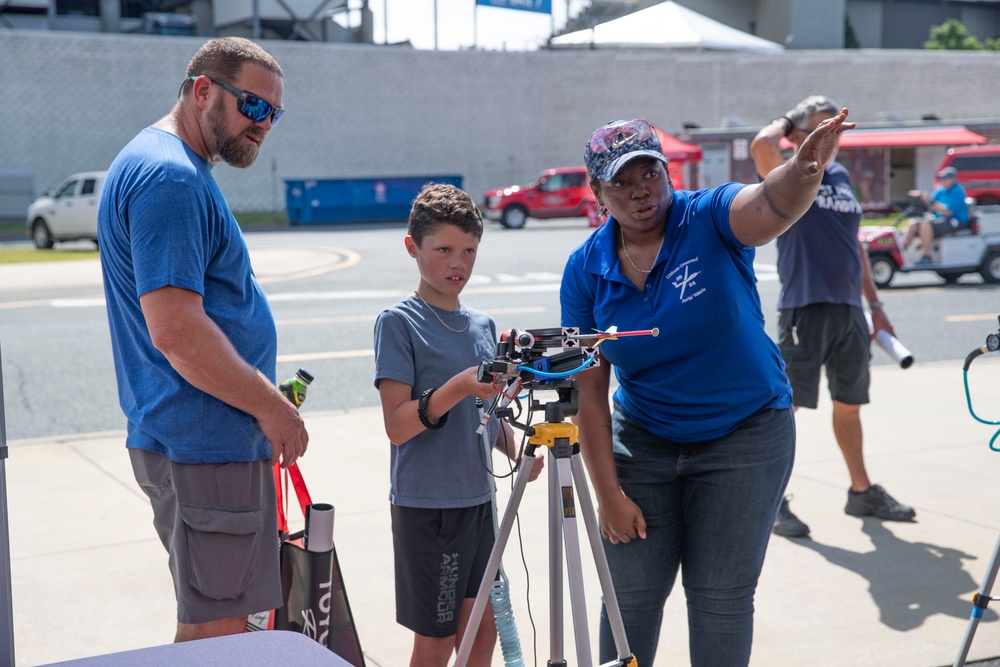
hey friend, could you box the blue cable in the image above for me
[963,369,1000,451]
[515,355,596,379]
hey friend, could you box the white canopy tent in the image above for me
[549,1,784,54]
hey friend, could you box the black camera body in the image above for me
[478,327,599,423]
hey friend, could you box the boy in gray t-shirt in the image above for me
[373,183,543,665]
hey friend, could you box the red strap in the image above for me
[273,462,312,534]
[287,462,312,510]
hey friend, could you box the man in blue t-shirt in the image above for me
[751,95,915,539]
[98,38,307,642]
[902,166,970,264]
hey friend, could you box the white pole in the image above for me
[0,343,15,667]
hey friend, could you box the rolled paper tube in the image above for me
[305,503,335,552]
[875,329,914,369]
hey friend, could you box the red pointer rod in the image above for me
[566,327,660,341]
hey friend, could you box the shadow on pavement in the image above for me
[786,517,996,632]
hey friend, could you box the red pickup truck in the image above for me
[483,167,597,229]
[936,145,1000,206]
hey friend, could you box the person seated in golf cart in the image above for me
[902,166,970,265]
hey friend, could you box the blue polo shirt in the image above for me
[560,183,792,443]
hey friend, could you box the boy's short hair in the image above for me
[407,183,484,246]
[180,37,283,96]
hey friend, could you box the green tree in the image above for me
[924,18,983,50]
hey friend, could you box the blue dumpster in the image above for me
[285,176,463,225]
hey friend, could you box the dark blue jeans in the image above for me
[599,407,795,667]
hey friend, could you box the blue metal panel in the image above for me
[476,0,551,15]
[285,176,463,225]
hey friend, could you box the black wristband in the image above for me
[774,116,795,137]
[417,388,448,430]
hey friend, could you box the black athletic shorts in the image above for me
[777,303,871,409]
[929,217,967,239]
[390,501,496,637]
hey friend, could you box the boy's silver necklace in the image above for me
[414,290,469,333]
[621,226,665,274]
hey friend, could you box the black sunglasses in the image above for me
[182,75,284,125]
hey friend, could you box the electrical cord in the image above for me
[480,406,535,667]
[508,414,537,667]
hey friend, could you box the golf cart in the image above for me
[859,197,1000,287]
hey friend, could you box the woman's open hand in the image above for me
[794,107,855,176]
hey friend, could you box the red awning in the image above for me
[654,128,703,161]
[838,126,988,148]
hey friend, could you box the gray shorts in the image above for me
[777,303,871,409]
[929,217,965,239]
[129,448,282,625]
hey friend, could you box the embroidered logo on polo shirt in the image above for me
[667,257,706,303]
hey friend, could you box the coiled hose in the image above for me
[490,574,523,667]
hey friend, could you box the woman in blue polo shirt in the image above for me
[561,112,852,667]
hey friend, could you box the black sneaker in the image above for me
[916,256,933,266]
[845,484,916,521]
[773,496,810,537]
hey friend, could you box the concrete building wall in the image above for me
[5,31,1000,212]
[674,0,759,35]
[790,0,844,49]
[846,0,883,49]
[756,0,792,48]
[961,5,1000,44]
[882,1,956,49]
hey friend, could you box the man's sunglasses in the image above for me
[183,75,284,125]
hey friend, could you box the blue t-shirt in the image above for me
[560,183,792,443]
[931,182,969,224]
[98,126,276,464]
[775,162,864,309]
[373,296,500,508]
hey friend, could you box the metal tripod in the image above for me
[454,402,635,667]
[955,326,1000,666]
[955,533,1000,666]
[955,326,1000,667]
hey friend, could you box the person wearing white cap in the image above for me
[561,110,850,667]
[902,165,969,264]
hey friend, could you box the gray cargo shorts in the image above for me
[129,448,282,625]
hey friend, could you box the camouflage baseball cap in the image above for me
[585,119,667,182]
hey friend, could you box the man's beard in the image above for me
[210,95,263,169]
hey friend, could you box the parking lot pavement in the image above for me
[5,241,1000,665]
[5,357,1000,665]
[0,245,353,296]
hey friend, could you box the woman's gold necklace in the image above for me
[414,290,469,333]
[620,226,665,274]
